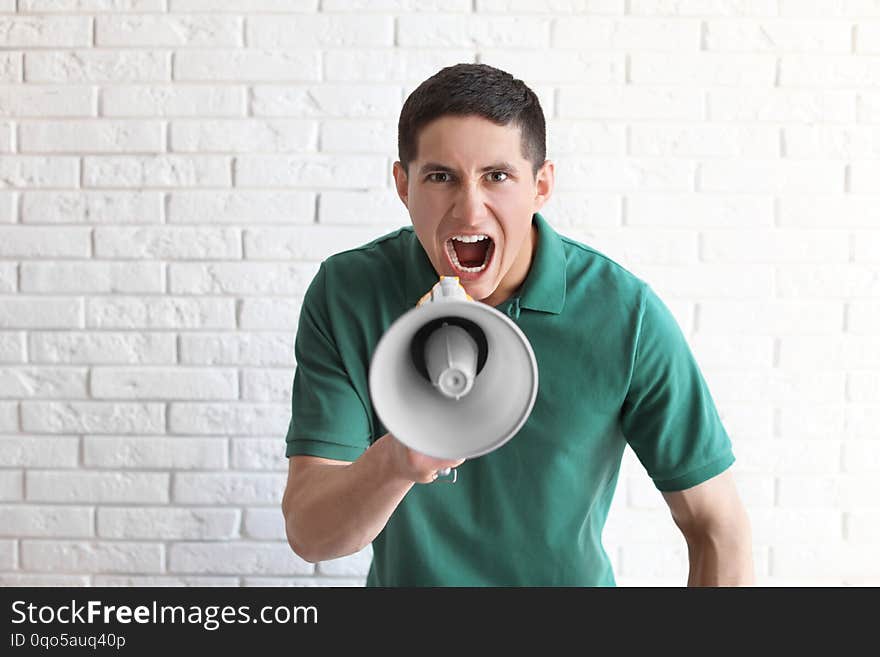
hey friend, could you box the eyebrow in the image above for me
[417,161,518,176]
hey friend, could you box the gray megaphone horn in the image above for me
[368,276,539,478]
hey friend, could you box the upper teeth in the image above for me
[451,234,489,243]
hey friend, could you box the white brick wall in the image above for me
[1,1,877,588]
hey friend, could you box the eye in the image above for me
[488,171,509,183]
[426,172,452,183]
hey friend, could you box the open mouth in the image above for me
[445,234,494,275]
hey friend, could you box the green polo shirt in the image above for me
[286,211,735,586]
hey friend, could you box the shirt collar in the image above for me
[404,211,567,315]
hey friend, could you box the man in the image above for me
[281,63,755,586]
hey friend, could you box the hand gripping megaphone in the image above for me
[368,276,539,479]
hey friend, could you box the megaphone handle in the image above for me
[434,467,457,484]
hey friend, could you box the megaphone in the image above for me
[368,276,539,466]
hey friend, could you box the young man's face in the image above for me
[392,114,554,307]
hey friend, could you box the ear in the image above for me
[392,161,409,209]
[532,160,554,213]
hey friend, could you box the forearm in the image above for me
[685,526,755,587]
[284,434,414,563]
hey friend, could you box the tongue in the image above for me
[452,240,490,268]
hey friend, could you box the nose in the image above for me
[451,182,487,224]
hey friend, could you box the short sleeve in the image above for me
[620,284,735,492]
[285,262,371,462]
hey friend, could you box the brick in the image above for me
[318,190,406,225]
[547,122,624,157]
[234,154,385,189]
[0,574,89,586]
[847,373,880,404]
[243,507,286,539]
[243,225,382,261]
[0,539,15,570]
[637,263,773,298]
[0,469,22,501]
[845,406,880,441]
[22,540,163,573]
[0,368,87,399]
[168,191,314,224]
[22,191,162,224]
[773,543,880,578]
[777,404,845,440]
[83,155,230,188]
[231,438,288,471]
[706,20,851,53]
[251,84,401,118]
[0,53,20,83]
[84,436,227,469]
[631,52,775,86]
[320,119,396,154]
[0,263,15,292]
[846,511,880,542]
[168,262,319,295]
[777,474,880,509]
[626,195,772,228]
[20,120,163,153]
[98,507,238,540]
[0,505,92,538]
[0,192,13,222]
[842,441,880,473]
[102,85,245,117]
[540,194,621,231]
[750,508,842,544]
[784,126,880,158]
[241,368,294,402]
[699,160,844,193]
[778,265,880,298]
[619,543,688,579]
[169,542,312,575]
[567,227,697,266]
[0,121,11,152]
[780,0,880,16]
[779,336,880,370]
[629,0,778,15]
[603,508,682,543]
[476,0,621,11]
[0,298,82,329]
[0,16,91,47]
[555,16,698,49]
[0,226,90,257]
[248,15,392,48]
[238,298,302,330]
[26,470,169,503]
[0,156,79,187]
[180,333,293,366]
[554,157,693,192]
[174,50,319,82]
[0,436,78,466]
[21,262,163,293]
[850,161,880,193]
[26,51,170,83]
[172,0,314,8]
[630,124,778,157]
[857,92,880,122]
[690,335,773,369]
[171,119,317,152]
[779,196,880,228]
[559,87,702,120]
[22,0,163,8]
[22,401,164,434]
[242,576,364,586]
[781,54,880,87]
[708,371,844,404]
[398,15,548,47]
[169,402,289,435]
[702,229,848,263]
[31,332,174,365]
[96,15,241,47]
[317,546,373,576]
[854,229,880,261]
[700,300,843,334]
[0,332,24,363]
[324,50,473,82]
[708,89,855,122]
[86,297,235,329]
[91,367,238,400]
[478,50,622,84]
[173,472,285,505]
[848,301,880,334]
[92,575,236,585]
[94,226,241,259]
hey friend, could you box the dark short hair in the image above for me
[397,63,546,179]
